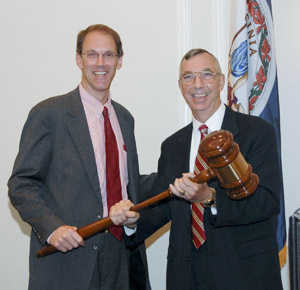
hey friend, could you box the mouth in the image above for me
[192,93,208,98]
[93,71,108,76]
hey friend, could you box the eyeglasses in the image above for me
[180,71,220,86]
[81,51,120,61]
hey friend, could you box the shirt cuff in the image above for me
[124,225,136,236]
[47,231,55,244]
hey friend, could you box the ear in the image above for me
[116,56,123,70]
[76,53,83,69]
[219,73,225,91]
[178,79,183,94]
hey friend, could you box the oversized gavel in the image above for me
[36,130,258,258]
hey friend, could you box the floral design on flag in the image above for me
[227,0,276,116]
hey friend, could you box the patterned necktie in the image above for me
[103,106,123,241]
[192,124,209,249]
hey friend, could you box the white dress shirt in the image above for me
[189,103,226,214]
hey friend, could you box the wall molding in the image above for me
[177,0,231,126]
[177,0,192,127]
[212,0,230,102]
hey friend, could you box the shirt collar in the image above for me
[79,84,113,116]
[192,103,225,135]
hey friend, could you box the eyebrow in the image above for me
[182,68,214,75]
[198,68,214,73]
[84,49,116,53]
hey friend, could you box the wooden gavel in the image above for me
[36,130,258,258]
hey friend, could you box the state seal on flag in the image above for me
[228,0,276,116]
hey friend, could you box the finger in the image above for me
[70,229,85,247]
[126,211,140,219]
[170,184,186,198]
[53,237,73,252]
[110,211,121,225]
[182,172,195,178]
[61,228,82,248]
[59,229,81,250]
[181,178,192,189]
[169,183,180,195]
[122,212,140,228]
[121,202,133,213]
[173,178,186,193]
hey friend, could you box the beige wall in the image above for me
[1,0,299,289]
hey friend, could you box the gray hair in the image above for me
[179,48,222,77]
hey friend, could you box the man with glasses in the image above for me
[8,24,153,290]
[110,48,283,289]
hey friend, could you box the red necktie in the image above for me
[191,124,208,248]
[103,106,123,241]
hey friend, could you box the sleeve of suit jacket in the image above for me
[212,115,281,228]
[8,100,66,245]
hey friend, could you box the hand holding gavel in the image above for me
[36,130,258,258]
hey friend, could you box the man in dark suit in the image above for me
[110,48,283,290]
[8,24,153,290]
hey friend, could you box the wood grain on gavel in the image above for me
[199,130,259,200]
[36,130,258,258]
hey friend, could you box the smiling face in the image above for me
[178,52,225,123]
[76,31,122,104]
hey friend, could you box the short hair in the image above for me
[76,24,123,56]
[179,48,222,75]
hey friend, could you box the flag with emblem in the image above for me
[227,0,286,268]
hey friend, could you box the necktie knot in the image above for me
[103,106,108,118]
[199,124,208,140]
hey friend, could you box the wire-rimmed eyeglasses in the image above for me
[180,71,220,86]
[81,51,120,62]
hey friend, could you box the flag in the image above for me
[227,0,286,268]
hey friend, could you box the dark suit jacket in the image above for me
[8,87,153,290]
[130,106,283,290]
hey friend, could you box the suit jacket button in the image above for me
[93,245,98,250]
[97,213,102,219]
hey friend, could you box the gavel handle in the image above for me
[36,169,214,258]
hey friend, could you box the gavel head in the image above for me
[200,130,259,200]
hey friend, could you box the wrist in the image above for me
[204,187,216,208]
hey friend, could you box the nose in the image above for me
[95,54,105,65]
[193,74,204,88]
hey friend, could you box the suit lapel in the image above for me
[112,101,138,203]
[65,88,101,202]
[175,124,194,225]
[176,124,192,174]
[221,106,239,138]
[112,101,131,156]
